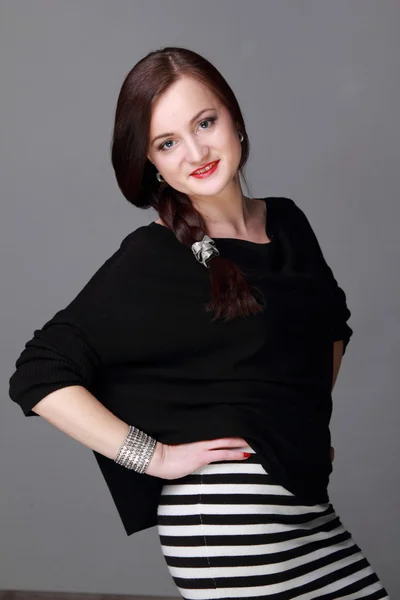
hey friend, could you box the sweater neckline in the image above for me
[149,197,274,248]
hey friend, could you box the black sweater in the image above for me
[8,197,353,536]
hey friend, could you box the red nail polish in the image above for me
[243,452,251,457]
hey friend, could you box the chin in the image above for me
[188,180,228,198]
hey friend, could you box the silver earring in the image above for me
[156,172,165,183]
[238,131,244,143]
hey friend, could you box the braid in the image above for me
[154,187,265,322]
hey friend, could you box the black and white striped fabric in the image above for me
[157,446,390,599]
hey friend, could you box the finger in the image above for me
[204,437,249,450]
[208,449,251,463]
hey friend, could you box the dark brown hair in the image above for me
[110,46,264,321]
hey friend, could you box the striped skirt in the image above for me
[157,445,390,600]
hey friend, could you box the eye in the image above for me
[199,117,217,130]
[157,116,217,152]
[158,139,175,151]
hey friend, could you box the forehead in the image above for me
[149,77,220,130]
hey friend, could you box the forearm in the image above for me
[332,339,344,390]
[32,385,130,461]
[330,340,345,462]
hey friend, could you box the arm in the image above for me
[9,231,136,417]
[286,199,353,464]
[332,339,344,391]
[31,384,131,461]
[330,339,344,462]
[287,198,354,356]
[8,230,162,467]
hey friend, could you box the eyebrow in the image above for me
[150,108,216,146]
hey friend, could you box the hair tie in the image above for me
[191,235,220,268]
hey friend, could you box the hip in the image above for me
[156,444,390,599]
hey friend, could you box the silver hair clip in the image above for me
[191,235,220,268]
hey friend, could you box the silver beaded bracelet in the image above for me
[114,425,157,474]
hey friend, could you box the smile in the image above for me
[190,160,220,178]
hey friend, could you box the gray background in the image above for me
[1,0,398,596]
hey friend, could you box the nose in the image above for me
[185,137,208,164]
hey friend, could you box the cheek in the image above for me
[160,159,183,181]
[224,130,241,151]
[156,155,175,171]
[224,135,242,163]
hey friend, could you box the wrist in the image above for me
[145,441,164,477]
[114,425,157,473]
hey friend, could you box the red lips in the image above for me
[190,160,219,176]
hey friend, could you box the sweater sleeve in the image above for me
[289,199,354,355]
[8,231,138,417]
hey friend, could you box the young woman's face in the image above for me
[147,77,242,202]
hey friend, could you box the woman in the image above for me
[9,47,390,599]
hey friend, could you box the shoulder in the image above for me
[264,196,296,217]
[265,196,302,226]
[116,223,173,265]
[116,222,188,279]
[266,197,324,256]
[266,196,297,212]
[120,223,161,252]
[70,224,165,295]
[267,196,311,227]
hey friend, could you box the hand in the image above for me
[145,437,252,480]
[330,446,335,462]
